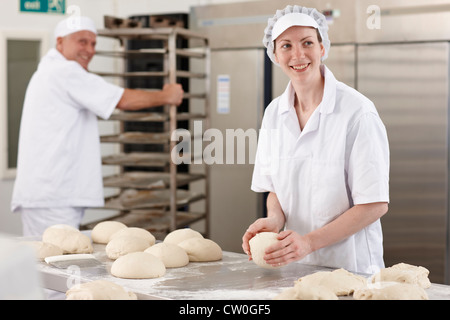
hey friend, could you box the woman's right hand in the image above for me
[241,217,280,259]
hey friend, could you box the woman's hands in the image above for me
[242,220,312,267]
[262,230,313,267]
[242,216,280,256]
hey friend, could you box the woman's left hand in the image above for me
[263,230,313,267]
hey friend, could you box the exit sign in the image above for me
[20,0,65,14]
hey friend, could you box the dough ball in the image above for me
[177,237,222,262]
[353,282,429,300]
[105,235,151,260]
[111,252,166,279]
[42,224,93,254]
[249,232,281,269]
[144,242,189,268]
[110,227,155,246]
[91,221,127,244]
[22,241,63,261]
[296,269,367,296]
[305,269,366,296]
[163,228,203,245]
[66,280,137,300]
[371,263,431,289]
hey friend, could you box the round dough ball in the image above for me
[105,235,151,260]
[249,232,281,269]
[110,227,155,246]
[66,280,137,300]
[111,252,166,279]
[42,224,93,254]
[353,282,429,300]
[163,228,203,245]
[91,221,127,244]
[22,241,63,261]
[144,242,189,268]
[177,237,222,262]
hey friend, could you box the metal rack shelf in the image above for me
[83,25,210,237]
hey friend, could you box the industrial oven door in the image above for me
[357,42,449,284]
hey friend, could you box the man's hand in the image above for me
[162,83,184,106]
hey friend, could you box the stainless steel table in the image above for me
[36,243,450,300]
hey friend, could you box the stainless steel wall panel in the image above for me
[206,49,265,252]
[356,0,450,43]
[357,42,449,283]
[190,0,356,49]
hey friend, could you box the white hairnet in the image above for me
[54,16,97,39]
[263,5,330,66]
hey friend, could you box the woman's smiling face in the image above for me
[274,26,324,83]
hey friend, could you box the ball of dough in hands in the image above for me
[163,228,203,245]
[144,242,189,268]
[42,224,93,254]
[177,237,222,262]
[111,252,166,279]
[65,280,137,300]
[105,235,151,260]
[249,232,281,269]
[91,221,127,244]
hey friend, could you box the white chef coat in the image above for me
[11,48,124,211]
[251,65,389,274]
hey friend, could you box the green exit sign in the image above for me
[20,0,65,14]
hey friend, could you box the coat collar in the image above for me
[278,64,337,116]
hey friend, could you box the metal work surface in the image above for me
[36,243,450,300]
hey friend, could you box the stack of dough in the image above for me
[65,280,137,300]
[42,224,93,254]
[353,263,430,300]
[90,221,167,279]
[164,228,222,262]
[274,268,367,300]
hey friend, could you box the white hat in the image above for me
[54,16,97,39]
[263,5,330,66]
